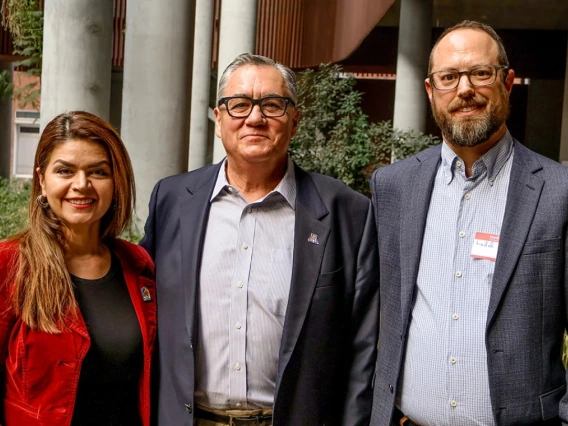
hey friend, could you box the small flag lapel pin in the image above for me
[308,232,320,245]
[141,287,152,302]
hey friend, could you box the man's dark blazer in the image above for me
[140,160,379,426]
[369,139,568,426]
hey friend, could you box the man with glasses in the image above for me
[141,53,379,426]
[370,21,568,426]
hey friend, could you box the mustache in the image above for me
[448,96,487,113]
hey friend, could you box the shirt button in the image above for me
[452,313,459,320]
[464,193,471,200]
[247,207,252,214]
[237,281,243,289]
[459,231,465,238]
[241,242,248,250]
[450,400,458,408]
[236,402,242,408]
[234,363,241,371]
[450,357,457,364]
[456,160,463,168]
[235,322,242,330]
[227,187,234,193]
[455,271,462,278]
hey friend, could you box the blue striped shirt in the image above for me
[397,132,515,425]
[194,157,296,410]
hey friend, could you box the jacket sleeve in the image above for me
[560,229,568,425]
[341,201,380,426]
[139,180,162,260]
[0,249,18,425]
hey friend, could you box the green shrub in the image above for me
[0,177,30,240]
[290,63,440,196]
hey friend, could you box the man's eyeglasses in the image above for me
[428,65,509,91]
[217,96,296,118]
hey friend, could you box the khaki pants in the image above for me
[195,404,273,426]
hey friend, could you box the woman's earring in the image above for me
[36,194,49,208]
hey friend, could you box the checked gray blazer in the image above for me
[370,139,568,426]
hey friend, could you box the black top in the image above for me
[70,254,143,426]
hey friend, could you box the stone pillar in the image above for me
[40,0,113,130]
[392,0,433,133]
[121,0,195,226]
[0,61,12,178]
[559,39,568,164]
[188,0,214,170]
[212,0,258,163]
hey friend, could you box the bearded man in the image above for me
[370,20,568,426]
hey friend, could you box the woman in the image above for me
[0,111,156,426]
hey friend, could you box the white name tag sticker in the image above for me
[471,232,500,261]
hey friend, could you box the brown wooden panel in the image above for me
[255,0,394,68]
[113,0,126,67]
[211,0,222,70]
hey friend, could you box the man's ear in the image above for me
[504,68,515,94]
[214,107,222,138]
[425,78,433,102]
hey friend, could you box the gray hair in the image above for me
[216,53,298,104]
[429,20,510,73]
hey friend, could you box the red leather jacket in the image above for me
[0,239,156,426]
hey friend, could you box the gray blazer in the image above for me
[370,140,568,426]
[141,161,379,426]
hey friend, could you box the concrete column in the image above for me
[213,0,258,163]
[188,0,214,170]
[121,0,195,226]
[392,0,433,133]
[0,61,12,178]
[559,39,568,164]
[40,0,113,130]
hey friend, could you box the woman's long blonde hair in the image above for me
[8,111,136,332]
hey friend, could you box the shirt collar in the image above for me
[440,130,514,184]
[210,156,297,209]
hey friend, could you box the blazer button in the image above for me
[389,384,394,393]
[185,403,193,414]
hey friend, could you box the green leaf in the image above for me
[290,64,440,196]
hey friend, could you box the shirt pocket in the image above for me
[250,248,293,317]
[270,247,293,264]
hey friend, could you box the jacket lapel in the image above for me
[276,166,330,392]
[179,163,221,347]
[486,142,544,328]
[400,147,441,332]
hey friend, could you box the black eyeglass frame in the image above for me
[217,95,296,118]
[428,65,509,91]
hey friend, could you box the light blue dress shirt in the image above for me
[398,132,515,425]
[194,157,296,410]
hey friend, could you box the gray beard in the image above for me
[432,88,510,148]
[438,111,501,147]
